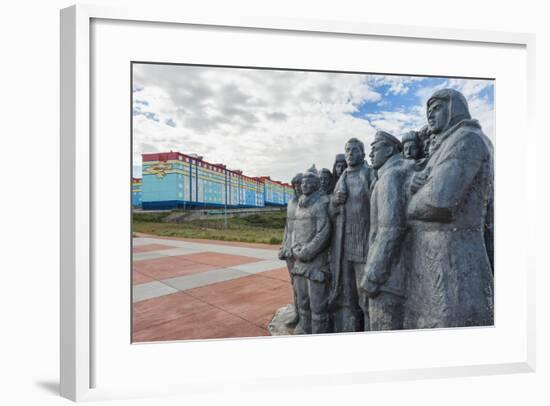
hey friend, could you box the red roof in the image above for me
[260,177,290,187]
[142,151,293,187]
[142,151,264,183]
[142,151,182,162]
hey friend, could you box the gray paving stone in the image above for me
[131,238,285,299]
[132,238,158,246]
[132,281,179,303]
[229,260,285,274]
[133,238,278,260]
[162,268,250,291]
[132,247,204,262]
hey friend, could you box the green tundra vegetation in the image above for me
[132,210,286,245]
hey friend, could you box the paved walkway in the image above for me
[132,236,292,342]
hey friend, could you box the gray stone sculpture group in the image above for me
[276,89,494,334]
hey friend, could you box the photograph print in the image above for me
[131,62,494,342]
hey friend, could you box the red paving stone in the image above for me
[133,234,280,250]
[133,256,221,280]
[132,243,174,253]
[132,270,156,285]
[131,238,293,342]
[132,291,269,342]
[133,291,211,334]
[186,274,293,329]
[133,252,261,280]
[179,252,261,267]
[257,267,291,282]
[132,272,293,342]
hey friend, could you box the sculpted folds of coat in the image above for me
[405,90,494,329]
[271,88,494,335]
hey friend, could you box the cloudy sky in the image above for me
[132,63,494,182]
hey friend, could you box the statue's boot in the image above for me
[311,313,331,334]
[363,312,371,331]
[293,310,312,335]
[285,277,299,327]
[285,304,299,328]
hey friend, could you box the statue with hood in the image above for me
[289,168,332,334]
[404,88,494,329]
[278,172,304,327]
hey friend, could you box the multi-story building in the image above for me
[134,151,292,210]
[131,178,142,207]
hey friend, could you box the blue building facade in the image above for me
[137,151,292,210]
[132,178,142,207]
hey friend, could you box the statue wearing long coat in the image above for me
[329,162,375,331]
[279,193,300,323]
[360,153,415,330]
[290,189,332,334]
[404,114,494,329]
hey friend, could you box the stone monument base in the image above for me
[268,304,297,336]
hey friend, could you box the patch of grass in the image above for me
[133,210,286,245]
[133,212,169,222]
[240,212,287,228]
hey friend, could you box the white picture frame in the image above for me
[60,4,536,402]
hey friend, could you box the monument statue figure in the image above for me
[306,163,318,175]
[359,131,415,331]
[404,88,494,329]
[332,153,348,183]
[417,125,432,158]
[401,130,425,161]
[485,192,494,274]
[329,138,375,332]
[319,168,335,195]
[278,173,304,327]
[289,170,332,334]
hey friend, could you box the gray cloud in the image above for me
[131,64,492,181]
[266,112,288,122]
[139,142,159,153]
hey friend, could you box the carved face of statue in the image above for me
[293,179,303,197]
[403,140,421,160]
[369,141,393,170]
[334,161,346,177]
[319,172,332,191]
[301,174,319,196]
[427,98,449,134]
[345,141,365,167]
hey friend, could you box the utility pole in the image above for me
[224,170,228,228]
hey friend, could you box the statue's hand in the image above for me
[291,243,302,259]
[360,270,381,298]
[335,190,347,205]
[292,244,311,262]
[292,247,303,261]
[414,158,428,172]
[410,173,428,194]
[278,247,288,260]
[364,279,380,298]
